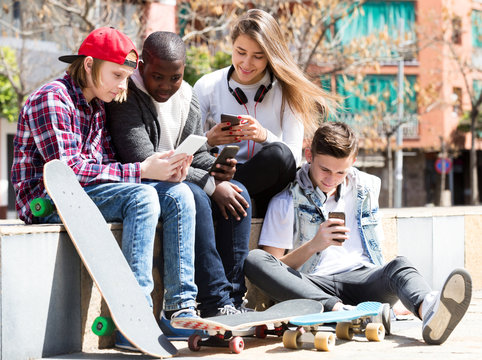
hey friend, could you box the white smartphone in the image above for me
[173,134,207,156]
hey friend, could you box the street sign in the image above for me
[435,158,452,174]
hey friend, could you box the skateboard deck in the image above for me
[171,299,323,353]
[285,301,388,351]
[42,160,177,358]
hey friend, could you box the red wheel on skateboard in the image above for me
[255,324,268,338]
[188,334,201,351]
[229,336,244,354]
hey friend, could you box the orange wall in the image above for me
[410,0,482,150]
[142,1,177,40]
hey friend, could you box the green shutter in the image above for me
[336,74,417,114]
[475,80,482,100]
[336,1,416,57]
[319,74,332,91]
[472,10,482,48]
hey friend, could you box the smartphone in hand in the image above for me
[221,113,241,131]
[210,145,239,173]
[173,134,207,156]
[328,211,346,242]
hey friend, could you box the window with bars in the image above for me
[452,16,462,45]
[336,74,418,114]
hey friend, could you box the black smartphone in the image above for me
[328,211,346,241]
[221,113,241,131]
[210,145,240,172]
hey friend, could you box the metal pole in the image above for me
[394,57,404,208]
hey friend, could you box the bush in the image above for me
[0,46,18,122]
[184,45,231,86]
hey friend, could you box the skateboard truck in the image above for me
[255,323,288,338]
[188,332,244,354]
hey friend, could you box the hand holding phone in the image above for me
[220,113,241,131]
[328,211,347,242]
[210,145,239,173]
[173,134,207,156]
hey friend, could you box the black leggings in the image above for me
[234,142,296,217]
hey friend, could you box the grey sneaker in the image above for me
[422,268,472,345]
[216,304,241,316]
[237,299,255,313]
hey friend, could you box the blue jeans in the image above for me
[185,181,251,317]
[41,181,197,311]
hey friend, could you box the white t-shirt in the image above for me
[131,70,216,195]
[193,66,304,166]
[131,69,191,151]
[259,176,374,276]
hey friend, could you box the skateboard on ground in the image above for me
[285,301,389,351]
[38,160,177,358]
[171,299,324,354]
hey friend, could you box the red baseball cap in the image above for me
[59,27,138,68]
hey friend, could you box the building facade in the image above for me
[1,0,482,218]
[325,0,482,207]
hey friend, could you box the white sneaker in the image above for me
[422,269,472,345]
[216,304,241,316]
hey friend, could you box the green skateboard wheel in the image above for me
[30,198,54,217]
[92,316,116,336]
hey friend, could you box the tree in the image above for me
[179,1,377,77]
[0,0,144,116]
[180,1,422,208]
[418,5,482,205]
[0,46,18,122]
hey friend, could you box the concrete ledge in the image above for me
[380,206,482,290]
[246,207,482,308]
[0,221,162,359]
[2,206,481,359]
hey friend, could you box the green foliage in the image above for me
[457,110,482,137]
[184,45,231,86]
[0,46,18,122]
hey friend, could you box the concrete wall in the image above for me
[380,206,482,290]
[1,206,481,358]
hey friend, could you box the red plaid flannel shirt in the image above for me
[11,73,141,223]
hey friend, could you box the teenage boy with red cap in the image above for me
[11,27,202,349]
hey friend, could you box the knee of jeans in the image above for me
[187,182,210,207]
[135,185,161,218]
[392,255,413,269]
[385,255,416,278]
[168,182,196,212]
[244,249,268,276]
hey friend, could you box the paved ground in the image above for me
[47,290,482,360]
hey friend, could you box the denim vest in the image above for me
[290,165,384,274]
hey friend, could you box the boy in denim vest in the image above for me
[245,121,471,345]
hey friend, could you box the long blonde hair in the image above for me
[231,9,338,135]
